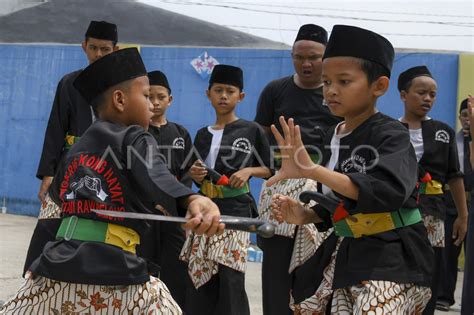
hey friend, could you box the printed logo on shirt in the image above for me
[340,155,367,173]
[59,153,126,216]
[172,137,185,150]
[435,130,450,143]
[232,137,252,154]
[65,175,108,201]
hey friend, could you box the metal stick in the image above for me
[91,209,276,238]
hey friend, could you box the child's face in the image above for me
[206,83,244,115]
[322,57,377,118]
[123,76,153,130]
[149,85,172,118]
[401,76,437,118]
[460,108,470,132]
[292,40,325,84]
[82,37,118,64]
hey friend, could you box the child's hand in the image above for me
[183,195,224,236]
[266,117,318,187]
[229,168,251,188]
[189,160,207,184]
[453,214,468,246]
[38,176,53,206]
[271,193,317,225]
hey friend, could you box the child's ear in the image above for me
[372,76,389,97]
[113,45,119,52]
[111,89,126,112]
[400,90,408,102]
[81,40,87,53]
[168,95,173,105]
[239,91,246,102]
[206,89,211,100]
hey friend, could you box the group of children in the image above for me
[0,20,473,315]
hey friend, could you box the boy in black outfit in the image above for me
[1,48,223,314]
[398,66,468,314]
[141,70,193,307]
[270,25,434,314]
[182,64,272,315]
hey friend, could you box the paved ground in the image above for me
[0,213,463,314]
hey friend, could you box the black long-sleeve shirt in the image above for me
[36,70,94,179]
[32,120,195,285]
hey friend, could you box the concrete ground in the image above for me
[0,213,464,314]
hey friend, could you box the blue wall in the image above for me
[0,44,459,215]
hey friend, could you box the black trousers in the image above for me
[437,212,463,306]
[158,222,187,308]
[136,221,187,308]
[184,264,250,315]
[258,234,294,315]
[23,218,61,275]
[461,193,474,315]
[423,246,443,315]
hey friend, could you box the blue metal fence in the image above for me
[0,44,459,215]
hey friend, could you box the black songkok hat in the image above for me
[397,66,432,92]
[148,71,171,93]
[323,25,394,77]
[294,24,328,45]
[209,65,244,90]
[460,98,469,114]
[73,48,147,104]
[85,20,118,42]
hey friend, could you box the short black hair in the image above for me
[90,80,131,116]
[357,59,391,84]
[90,92,107,117]
[398,79,414,93]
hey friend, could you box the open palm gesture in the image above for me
[266,116,319,187]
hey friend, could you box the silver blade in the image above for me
[92,209,188,223]
[91,209,266,225]
[91,209,276,238]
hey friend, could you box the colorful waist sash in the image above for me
[333,208,422,238]
[200,180,249,199]
[64,133,80,149]
[56,216,140,254]
[419,179,443,195]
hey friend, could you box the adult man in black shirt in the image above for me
[254,24,340,315]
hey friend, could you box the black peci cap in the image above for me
[73,48,147,104]
[209,64,243,90]
[397,66,433,92]
[323,25,394,77]
[148,70,171,93]
[294,24,328,45]
[85,20,118,42]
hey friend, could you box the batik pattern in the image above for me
[422,214,445,247]
[259,177,328,271]
[291,237,342,315]
[38,194,61,219]
[331,281,431,315]
[0,272,182,314]
[179,230,249,288]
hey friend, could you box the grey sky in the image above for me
[140,0,474,52]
